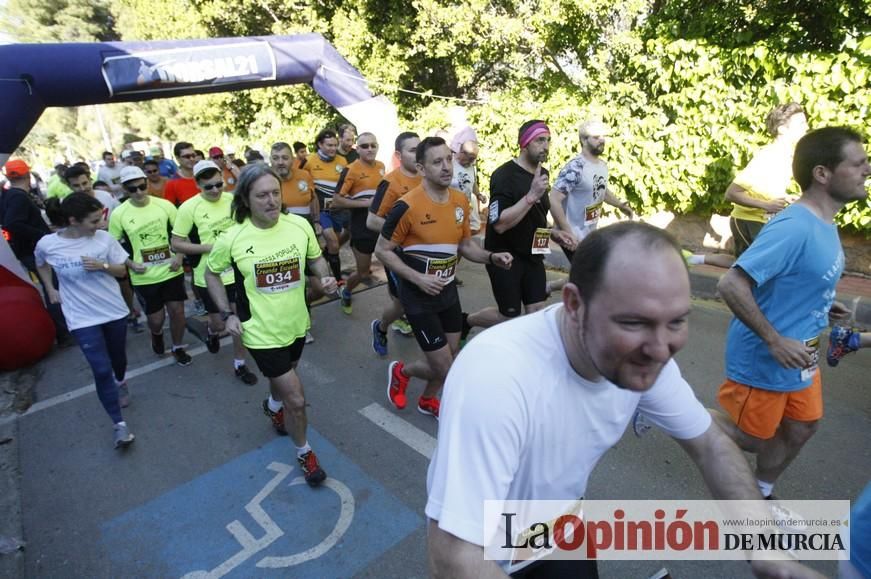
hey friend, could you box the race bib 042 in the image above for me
[254,257,301,293]
[141,244,171,266]
[531,228,552,254]
[425,255,459,284]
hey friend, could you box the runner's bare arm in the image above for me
[427,520,508,579]
[604,188,633,217]
[366,212,385,234]
[724,183,788,213]
[171,234,212,255]
[35,263,60,304]
[547,186,574,233]
[307,256,337,295]
[718,267,813,369]
[205,268,231,313]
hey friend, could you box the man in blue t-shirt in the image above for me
[714,127,870,501]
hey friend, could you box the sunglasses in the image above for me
[125,183,147,193]
[179,153,197,159]
[201,182,224,191]
[358,143,377,150]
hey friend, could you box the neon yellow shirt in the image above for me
[207,214,321,349]
[108,197,182,286]
[730,140,798,223]
[173,192,236,287]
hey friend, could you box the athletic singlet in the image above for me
[370,169,422,218]
[306,155,347,210]
[280,166,315,216]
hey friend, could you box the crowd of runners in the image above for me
[1,106,869,577]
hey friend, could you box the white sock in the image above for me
[296,442,312,457]
[234,359,246,369]
[114,421,127,428]
[172,345,183,352]
[757,479,774,498]
[267,396,283,412]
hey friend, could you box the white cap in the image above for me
[579,120,612,137]
[119,166,147,183]
[193,159,221,178]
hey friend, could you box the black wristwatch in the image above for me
[220,311,235,321]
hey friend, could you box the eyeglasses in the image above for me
[201,182,224,191]
[179,153,197,159]
[358,143,377,150]
[125,183,148,193]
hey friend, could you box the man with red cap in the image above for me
[1,159,71,344]
[208,146,239,192]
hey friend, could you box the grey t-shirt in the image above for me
[553,154,608,240]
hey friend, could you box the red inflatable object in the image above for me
[0,283,56,370]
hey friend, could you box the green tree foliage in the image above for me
[4,0,869,231]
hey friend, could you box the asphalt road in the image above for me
[8,259,871,579]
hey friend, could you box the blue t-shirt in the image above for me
[158,158,178,179]
[724,203,843,392]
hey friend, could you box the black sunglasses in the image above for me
[125,183,147,193]
[201,182,224,191]
[357,143,377,150]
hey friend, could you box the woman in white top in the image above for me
[35,193,135,449]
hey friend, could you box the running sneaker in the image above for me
[206,329,221,354]
[387,360,409,410]
[234,364,258,385]
[173,347,193,366]
[297,450,327,487]
[305,331,315,344]
[117,380,130,408]
[151,331,165,355]
[262,399,288,435]
[632,410,653,437]
[340,287,352,315]
[113,423,135,449]
[417,396,440,419]
[391,317,414,336]
[827,325,861,367]
[371,319,388,356]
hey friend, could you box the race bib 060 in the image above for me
[425,255,459,283]
[254,258,301,293]
[141,244,171,266]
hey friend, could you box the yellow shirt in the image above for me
[730,141,798,223]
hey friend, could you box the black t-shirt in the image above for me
[0,187,50,260]
[484,160,550,260]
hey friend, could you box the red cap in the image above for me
[208,147,224,158]
[3,159,30,178]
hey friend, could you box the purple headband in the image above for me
[519,122,550,148]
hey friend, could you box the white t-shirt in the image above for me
[96,164,123,196]
[425,305,711,549]
[34,230,130,330]
[553,154,608,240]
[451,159,480,230]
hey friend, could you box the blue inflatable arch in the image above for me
[0,33,400,162]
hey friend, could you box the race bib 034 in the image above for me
[254,257,301,293]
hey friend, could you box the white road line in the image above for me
[358,402,436,459]
[0,337,232,426]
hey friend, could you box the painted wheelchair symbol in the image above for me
[182,461,355,579]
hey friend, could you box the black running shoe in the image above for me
[151,332,165,355]
[235,364,258,385]
[206,330,220,354]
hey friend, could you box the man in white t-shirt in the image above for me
[96,151,124,198]
[450,130,486,234]
[426,222,821,579]
[64,165,120,227]
[548,120,633,261]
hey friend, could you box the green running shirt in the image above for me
[207,214,321,349]
[108,197,182,286]
[173,192,236,287]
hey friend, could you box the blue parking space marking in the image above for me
[101,429,421,577]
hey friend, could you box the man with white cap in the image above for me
[109,165,192,366]
[171,160,258,384]
[548,119,634,262]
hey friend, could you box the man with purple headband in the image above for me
[462,120,568,343]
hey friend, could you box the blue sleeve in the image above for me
[733,213,803,286]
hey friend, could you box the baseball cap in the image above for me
[119,166,147,184]
[3,159,30,178]
[193,160,221,178]
[208,147,224,158]
[149,145,162,156]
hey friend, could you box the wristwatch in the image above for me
[220,311,235,321]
